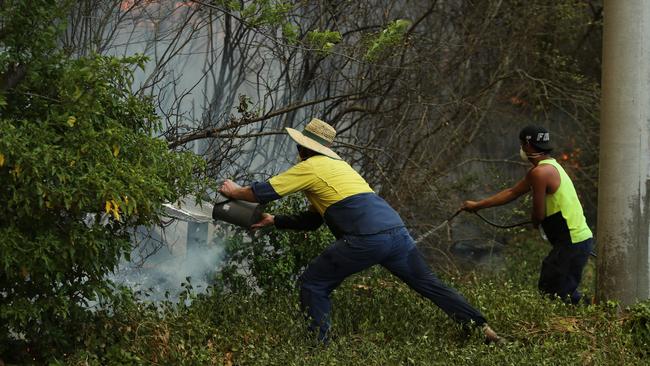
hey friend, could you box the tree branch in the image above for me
[167,92,361,149]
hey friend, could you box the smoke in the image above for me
[111,200,225,302]
[111,238,224,302]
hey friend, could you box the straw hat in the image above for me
[286,118,341,160]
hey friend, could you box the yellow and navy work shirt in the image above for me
[251,155,404,237]
[538,158,593,244]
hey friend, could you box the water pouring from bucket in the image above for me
[162,199,214,223]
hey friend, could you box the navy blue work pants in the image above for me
[538,238,593,304]
[298,227,487,341]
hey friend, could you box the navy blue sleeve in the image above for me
[251,181,282,204]
[275,210,323,231]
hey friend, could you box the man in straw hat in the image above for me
[220,118,502,344]
[461,125,593,304]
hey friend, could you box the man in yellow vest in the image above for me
[462,125,593,304]
[220,118,502,344]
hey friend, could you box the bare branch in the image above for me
[168,92,362,149]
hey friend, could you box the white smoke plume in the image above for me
[111,200,225,302]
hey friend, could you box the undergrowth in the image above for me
[5,229,650,365]
[9,232,650,365]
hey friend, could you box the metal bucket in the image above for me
[211,193,265,228]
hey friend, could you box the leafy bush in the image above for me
[58,245,642,365]
[218,195,334,292]
[0,1,208,361]
[36,231,641,365]
[625,300,650,356]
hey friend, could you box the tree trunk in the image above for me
[597,0,650,305]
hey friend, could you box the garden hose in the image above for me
[472,211,531,229]
[416,210,597,258]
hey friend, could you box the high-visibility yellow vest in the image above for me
[539,158,592,244]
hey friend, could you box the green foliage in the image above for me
[217,0,293,29]
[240,0,293,28]
[625,300,650,356]
[365,19,412,61]
[0,219,643,364]
[51,233,644,365]
[215,0,299,45]
[0,1,209,361]
[306,29,343,54]
[282,22,300,44]
[0,0,71,66]
[218,195,334,291]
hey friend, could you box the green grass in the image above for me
[56,234,646,365]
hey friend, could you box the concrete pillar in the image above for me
[597,0,650,304]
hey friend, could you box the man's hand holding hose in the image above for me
[461,200,482,213]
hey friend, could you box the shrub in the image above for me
[60,262,643,365]
[0,2,208,361]
[217,195,334,292]
[625,300,650,356]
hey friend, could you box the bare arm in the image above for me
[462,176,531,212]
[527,167,549,227]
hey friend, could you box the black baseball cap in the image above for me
[519,125,553,151]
